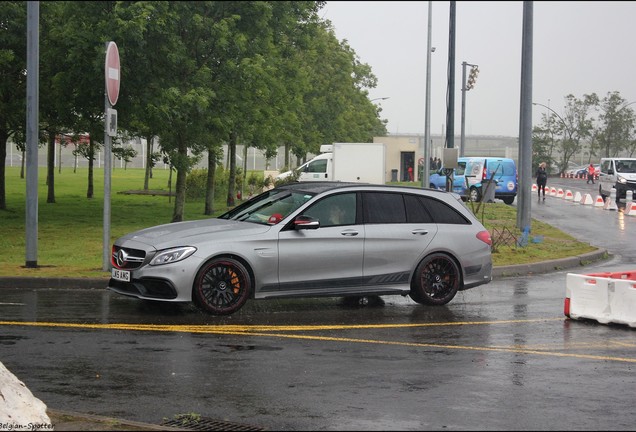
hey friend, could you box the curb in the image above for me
[491,248,609,278]
[0,249,610,289]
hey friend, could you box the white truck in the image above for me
[277,142,386,184]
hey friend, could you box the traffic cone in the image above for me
[626,202,636,216]
[581,193,594,205]
[564,190,574,200]
[594,195,605,207]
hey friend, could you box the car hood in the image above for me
[618,173,636,181]
[117,218,272,249]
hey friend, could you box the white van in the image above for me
[598,157,636,202]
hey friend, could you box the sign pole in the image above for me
[103,41,120,272]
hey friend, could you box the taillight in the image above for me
[482,166,487,180]
[476,230,492,246]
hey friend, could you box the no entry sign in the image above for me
[105,41,120,106]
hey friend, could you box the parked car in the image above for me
[574,164,600,178]
[428,157,470,197]
[464,157,518,204]
[108,182,493,315]
[565,165,587,177]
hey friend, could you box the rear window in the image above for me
[488,160,516,176]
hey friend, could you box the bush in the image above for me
[185,169,208,200]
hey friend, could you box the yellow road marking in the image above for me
[1,318,635,363]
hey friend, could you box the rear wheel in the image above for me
[409,253,460,306]
[502,196,515,205]
[193,257,251,315]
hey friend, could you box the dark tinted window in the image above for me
[404,194,434,223]
[363,192,406,223]
[418,196,469,224]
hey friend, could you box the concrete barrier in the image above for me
[565,271,636,327]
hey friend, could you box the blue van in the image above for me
[428,157,470,197]
[464,157,518,204]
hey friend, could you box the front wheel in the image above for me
[193,257,251,315]
[409,253,460,306]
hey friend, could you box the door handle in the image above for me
[411,229,429,235]
[340,229,359,236]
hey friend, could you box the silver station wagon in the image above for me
[108,182,493,315]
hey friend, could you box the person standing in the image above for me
[535,162,548,200]
[586,163,595,184]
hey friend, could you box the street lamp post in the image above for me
[423,0,433,188]
[370,97,390,102]
[460,61,479,157]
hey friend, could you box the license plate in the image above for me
[111,268,131,282]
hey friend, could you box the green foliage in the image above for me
[185,169,208,200]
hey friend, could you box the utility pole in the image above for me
[517,1,533,231]
[444,1,456,193]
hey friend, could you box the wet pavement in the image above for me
[1,177,635,431]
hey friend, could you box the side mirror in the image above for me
[294,215,320,230]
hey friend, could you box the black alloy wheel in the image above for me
[409,253,460,306]
[193,258,251,315]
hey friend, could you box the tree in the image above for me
[596,91,636,157]
[112,145,137,170]
[0,1,27,210]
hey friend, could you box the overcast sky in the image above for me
[320,1,636,138]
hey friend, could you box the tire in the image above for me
[193,257,251,315]
[409,253,461,306]
[502,196,515,205]
[469,187,481,202]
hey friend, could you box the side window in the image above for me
[418,196,469,224]
[306,158,327,173]
[601,160,610,174]
[302,193,356,227]
[404,195,434,223]
[363,192,406,224]
[455,162,466,176]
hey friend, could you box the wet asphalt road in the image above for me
[1,177,635,431]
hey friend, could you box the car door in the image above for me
[276,192,364,295]
[361,192,437,287]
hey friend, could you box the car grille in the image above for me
[111,246,146,270]
[108,277,178,299]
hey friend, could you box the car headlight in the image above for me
[149,247,197,266]
[617,175,627,184]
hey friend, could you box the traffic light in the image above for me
[466,66,479,90]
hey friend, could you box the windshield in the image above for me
[616,160,636,173]
[219,190,315,225]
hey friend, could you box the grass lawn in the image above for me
[0,168,597,278]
